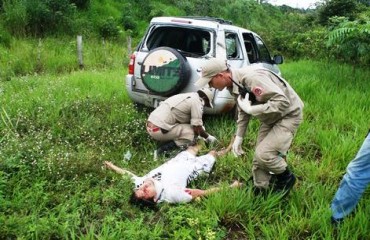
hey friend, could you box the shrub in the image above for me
[317,0,359,26]
[121,15,137,32]
[327,15,370,66]
[2,0,76,36]
[99,17,120,40]
[0,24,11,48]
[70,0,90,10]
[2,0,27,36]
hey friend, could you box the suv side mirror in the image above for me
[273,55,284,64]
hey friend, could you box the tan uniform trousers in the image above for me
[252,113,303,189]
[147,122,195,147]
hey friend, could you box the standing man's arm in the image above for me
[232,107,251,156]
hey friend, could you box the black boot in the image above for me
[156,141,178,157]
[272,167,296,197]
[252,186,268,197]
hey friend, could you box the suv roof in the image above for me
[152,16,233,25]
[149,16,248,33]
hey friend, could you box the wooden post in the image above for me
[102,38,107,66]
[127,35,132,56]
[77,35,84,69]
[37,38,42,72]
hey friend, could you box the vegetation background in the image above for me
[0,0,369,239]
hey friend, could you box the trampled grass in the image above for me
[0,60,369,239]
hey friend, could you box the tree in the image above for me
[318,0,359,26]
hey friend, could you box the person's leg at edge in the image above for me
[331,132,370,222]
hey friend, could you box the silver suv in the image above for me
[126,16,283,114]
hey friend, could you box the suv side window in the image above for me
[145,26,211,56]
[242,33,258,63]
[225,32,242,60]
[255,36,272,63]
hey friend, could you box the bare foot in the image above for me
[208,150,217,157]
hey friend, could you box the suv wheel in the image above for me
[140,47,191,96]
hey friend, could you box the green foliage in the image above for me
[327,14,370,65]
[317,0,359,26]
[70,0,90,10]
[99,16,121,39]
[161,205,225,239]
[275,27,329,60]
[223,0,260,28]
[2,0,27,36]
[0,0,369,67]
[0,23,11,47]
[2,0,77,36]
[121,15,137,32]
[0,37,127,81]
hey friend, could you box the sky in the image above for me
[268,0,323,9]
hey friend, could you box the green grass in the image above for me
[1,60,369,239]
[0,37,129,81]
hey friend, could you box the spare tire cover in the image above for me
[141,47,191,96]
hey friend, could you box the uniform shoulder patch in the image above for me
[252,86,264,96]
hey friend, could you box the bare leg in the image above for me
[186,144,201,156]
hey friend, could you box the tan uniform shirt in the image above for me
[148,93,205,131]
[231,67,304,137]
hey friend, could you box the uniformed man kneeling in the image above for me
[146,88,217,157]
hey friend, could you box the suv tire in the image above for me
[140,47,191,96]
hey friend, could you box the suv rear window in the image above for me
[145,26,211,56]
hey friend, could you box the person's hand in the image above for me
[238,95,268,116]
[206,134,217,143]
[104,161,113,168]
[237,94,252,114]
[185,189,205,198]
[232,136,244,157]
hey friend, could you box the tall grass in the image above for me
[0,37,129,81]
[0,60,369,239]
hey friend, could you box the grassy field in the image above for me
[0,60,369,239]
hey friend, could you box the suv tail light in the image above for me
[128,53,135,75]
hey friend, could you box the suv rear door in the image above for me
[133,24,214,95]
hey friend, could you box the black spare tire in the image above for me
[140,47,191,96]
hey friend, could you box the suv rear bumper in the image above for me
[125,75,235,114]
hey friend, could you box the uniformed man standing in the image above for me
[195,59,304,196]
[147,88,217,156]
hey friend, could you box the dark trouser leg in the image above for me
[272,167,296,196]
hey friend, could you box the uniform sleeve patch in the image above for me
[252,86,264,96]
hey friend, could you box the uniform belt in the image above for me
[146,121,160,133]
